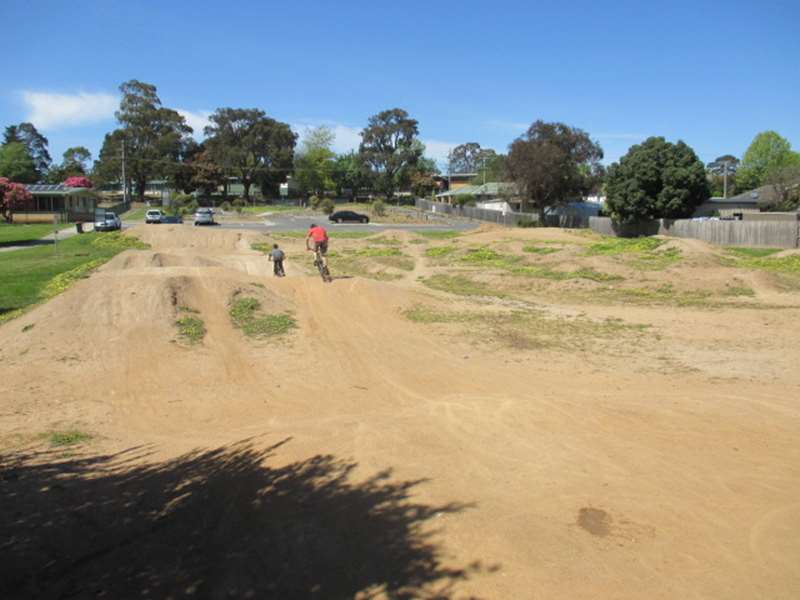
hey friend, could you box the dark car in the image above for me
[329,210,370,224]
[161,214,184,224]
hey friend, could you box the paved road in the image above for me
[132,213,476,234]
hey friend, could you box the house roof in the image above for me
[25,184,95,196]
[436,181,518,198]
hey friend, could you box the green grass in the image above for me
[586,237,665,255]
[354,246,403,257]
[522,245,560,255]
[0,231,149,322]
[176,315,205,344]
[0,222,71,244]
[728,252,800,275]
[367,236,403,245]
[460,247,520,268]
[584,236,682,270]
[121,207,148,221]
[330,231,374,239]
[422,274,503,297]
[415,230,461,239]
[42,430,92,447]
[722,285,756,297]
[424,246,458,258]
[229,297,297,338]
[725,247,782,258]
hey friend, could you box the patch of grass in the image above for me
[373,255,415,271]
[731,253,800,275]
[229,297,297,338]
[178,305,199,313]
[460,247,520,269]
[422,274,503,297]
[41,259,106,299]
[630,247,682,270]
[330,231,373,239]
[368,236,403,245]
[404,304,649,350]
[522,245,560,255]
[42,430,92,447]
[586,236,664,255]
[354,246,403,257]
[424,246,458,258]
[416,230,461,239]
[723,285,756,297]
[592,284,715,307]
[725,247,782,258]
[509,264,624,282]
[0,222,71,245]
[22,323,34,332]
[90,231,149,251]
[271,231,307,239]
[121,207,148,221]
[176,315,205,344]
[250,242,272,254]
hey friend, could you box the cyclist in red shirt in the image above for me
[306,223,330,268]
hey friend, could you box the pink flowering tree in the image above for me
[0,178,34,223]
[64,175,93,188]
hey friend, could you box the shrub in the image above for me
[372,199,386,216]
[309,195,321,210]
[320,198,335,214]
[221,201,232,212]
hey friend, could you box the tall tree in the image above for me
[46,146,93,183]
[605,137,709,223]
[0,142,38,183]
[737,131,800,192]
[204,108,296,201]
[449,142,494,174]
[506,120,604,220]
[473,152,507,184]
[104,80,193,201]
[294,126,336,198]
[3,123,51,178]
[706,154,739,197]
[359,108,421,200]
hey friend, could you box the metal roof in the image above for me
[25,183,94,195]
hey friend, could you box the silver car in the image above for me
[94,212,121,231]
[194,207,215,226]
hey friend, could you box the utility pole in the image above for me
[722,160,729,199]
[121,140,128,205]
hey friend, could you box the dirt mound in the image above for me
[2,224,799,599]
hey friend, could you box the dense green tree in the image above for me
[764,164,800,211]
[331,151,372,198]
[3,123,50,176]
[92,129,125,189]
[294,126,336,198]
[188,146,226,196]
[506,120,604,220]
[737,131,800,192]
[0,142,38,183]
[605,136,709,223]
[472,153,507,184]
[204,108,296,201]
[359,108,421,200]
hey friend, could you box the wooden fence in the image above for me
[414,199,591,228]
[589,217,800,249]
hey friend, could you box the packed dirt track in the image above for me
[2,224,799,599]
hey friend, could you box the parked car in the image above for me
[145,209,163,224]
[194,207,215,226]
[161,214,184,224]
[94,212,121,232]
[329,210,370,224]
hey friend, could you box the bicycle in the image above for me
[311,246,332,283]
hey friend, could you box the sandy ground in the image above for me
[1,224,799,599]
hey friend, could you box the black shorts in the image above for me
[314,241,328,256]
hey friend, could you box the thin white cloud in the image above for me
[485,119,529,133]
[421,139,457,165]
[21,91,117,129]
[177,109,212,138]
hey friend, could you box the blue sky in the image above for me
[1,0,797,170]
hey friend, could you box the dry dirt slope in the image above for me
[1,225,799,599]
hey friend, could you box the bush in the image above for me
[232,198,245,214]
[454,194,475,208]
[605,137,709,223]
[221,201,232,212]
[320,198,335,215]
[372,199,386,216]
[309,195,321,210]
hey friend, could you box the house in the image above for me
[15,184,97,223]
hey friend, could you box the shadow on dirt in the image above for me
[1,439,492,599]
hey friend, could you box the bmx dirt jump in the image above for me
[1,224,799,599]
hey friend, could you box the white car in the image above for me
[145,209,162,224]
[193,207,215,226]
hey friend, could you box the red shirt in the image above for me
[309,226,328,243]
